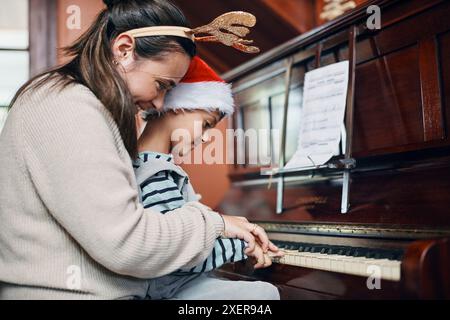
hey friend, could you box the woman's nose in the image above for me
[152,92,167,111]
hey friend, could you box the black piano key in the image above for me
[331,247,339,255]
[376,250,392,260]
[383,253,394,260]
[313,246,326,253]
[278,242,287,249]
[324,246,335,255]
[274,242,287,249]
[353,248,368,257]
[370,249,404,260]
[283,242,291,249]
[384,250,403,261]
[271,241,280,247]
[394,251,404,260]
[326,246,339,255]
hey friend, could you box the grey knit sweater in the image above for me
[0,78,224,300]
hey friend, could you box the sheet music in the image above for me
[285,61,349,169]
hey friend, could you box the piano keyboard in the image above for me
[269,239,404,281]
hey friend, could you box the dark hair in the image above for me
[10,0,196,159]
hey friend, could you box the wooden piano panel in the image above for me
[353,45,424,153]
[439,30,450,140]
[351,0,450,156]
[219,157,450,228]
[357,1,449,58]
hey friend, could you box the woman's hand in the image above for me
[221,215,282,256]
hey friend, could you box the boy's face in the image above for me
[149,109,222,157]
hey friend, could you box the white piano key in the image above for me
[274,247,401,281]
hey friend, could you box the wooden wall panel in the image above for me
[171,0,309,73]
[261,0,316,33]
[29,0,57,76]
[56,0,104,64]
[315,0,367,26]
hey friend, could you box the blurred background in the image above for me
[0,0,364,208]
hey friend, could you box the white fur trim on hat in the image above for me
[163,82,235,115]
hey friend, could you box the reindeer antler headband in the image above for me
[120,11,260,54]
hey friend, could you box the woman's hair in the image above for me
[10,0,196,158]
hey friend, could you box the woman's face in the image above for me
[112,34,191,113]
[120,52,191,112]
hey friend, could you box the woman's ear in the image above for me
[112,34,135,68]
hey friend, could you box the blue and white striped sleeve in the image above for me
[140,172,186,214]
[174,238,248,274]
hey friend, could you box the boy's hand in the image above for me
[245,243,271,269]
[245,242,284,269]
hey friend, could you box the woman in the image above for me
[0,0,280,299]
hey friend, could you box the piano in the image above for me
[212,0,450,299]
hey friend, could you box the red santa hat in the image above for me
[160,56,234,116]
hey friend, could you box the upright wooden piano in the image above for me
[213,0,450,299]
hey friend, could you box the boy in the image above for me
[134,57,279,300]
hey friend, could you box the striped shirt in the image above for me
[133,151,247,275]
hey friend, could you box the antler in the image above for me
[191,11,260,54]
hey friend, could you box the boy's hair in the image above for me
[142,108,226,122]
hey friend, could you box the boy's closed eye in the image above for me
[203,112,221,130]
[203,119,215,130]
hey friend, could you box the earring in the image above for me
[112,59,119,65]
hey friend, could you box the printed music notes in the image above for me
[285,61,349,169]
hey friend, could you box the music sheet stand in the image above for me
[262,25,358,214]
